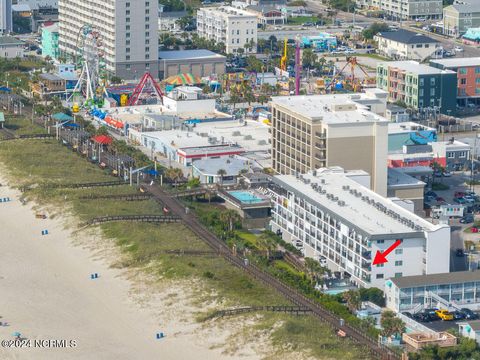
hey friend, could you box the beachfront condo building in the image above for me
[268,168,451,289]
[58,0,159,79]
[196,6,257,54]
[376,61,457,114]
[270,91,389,196]
[0,0,12,35]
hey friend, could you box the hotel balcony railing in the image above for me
[315,131,326,139]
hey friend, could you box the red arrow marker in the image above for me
[372,239,402,265]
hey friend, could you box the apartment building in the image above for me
[385,271,480,312]
[197,6,257,54]
[58,0,159,79]
[374,29,440,61]
[0,36,24,58]
[430,57,480,106]
[376,61,457,114]
[41,23,59,59]
[268,168,450,289]
[0,0,12,35]
[364,0,442,20]
[270,90,389,196]
[443,0,480,37]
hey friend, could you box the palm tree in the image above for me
[217,169,227,186]
[165,167,183,187]
[219,209,240,232]
[342,290,361,313]
[380,311,406,339]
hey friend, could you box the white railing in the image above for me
[397,313,437,335]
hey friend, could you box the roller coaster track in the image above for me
[141,184,400,360]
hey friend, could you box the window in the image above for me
[476,67,480,74]
[461,78,467,85]
[376,274,384,279]
[394,272,403,278]
[395,249,403,255]
[126,47,130,53]
[419,78,424,86]
[395,260,403,266]
[126,17,130,23]
[430,78,435,86]
[126,55,130,61]
[459,151,467,158]
[447,152,455,158]
[377,240,385,244]
[419,89,424,96]
[376,263,384,268]
[126,25,130,30]
[459,67,467,75]
[476,78,480,84]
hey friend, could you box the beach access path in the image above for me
[0,181,259,360]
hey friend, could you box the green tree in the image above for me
[342,290,361,313]
[246,55,264,73]
[216,168,227,186]
[110,76,122,85]
[380,311,405,338]
[302,48,318,69]
[165,167,183,186]
[362,22,389,40]
[219,209,241,232]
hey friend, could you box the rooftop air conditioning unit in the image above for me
[321,179,326,184]
[338,201,345,206]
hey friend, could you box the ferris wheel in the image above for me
[69,24,107,104]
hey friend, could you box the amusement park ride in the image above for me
[68,24,164,113]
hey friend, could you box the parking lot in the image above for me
[424,172,480,271]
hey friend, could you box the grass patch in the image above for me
[355,53,388,61]
[432,182,450,191]
[262,314,372,359]
[4,116,48,135]
[0,134,373,359]
[287,16,320,25]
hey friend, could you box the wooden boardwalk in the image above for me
[84,214,180,226]
[206,305,312,320]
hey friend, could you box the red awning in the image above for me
[92,135,113,145]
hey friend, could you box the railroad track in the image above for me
[141,184,400,360]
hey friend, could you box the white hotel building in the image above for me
[58,0,159,79]
[197,6,257,54]
[268,168,450,289]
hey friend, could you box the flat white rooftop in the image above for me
[270,93,389,124]
[388,168,426,189]
[273,168,444,236]
[388,121,436,135]
[430,57,480,68]
[379,61,456,76]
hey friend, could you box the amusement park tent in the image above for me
[52,112,73,121]
[463,28,480,43]
[165,73,202,86]
[91,135,113,145]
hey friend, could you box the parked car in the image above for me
[471,226,479,233]
[413,312,430,322]
[443,171,452,177]
[461,308,479,320]
[424,309,440,321]
[454,46,464,52]
[456,248,465,257]
[454,197,467,204]
[403,312,414,319]
[426,191,438,198]
[464,195,476,204]
[436,309,454,321]
[455,191,466,198]
[434,171,443,177]
[436,196,446,203]
[452,311,466,320]
[460,214,474,224]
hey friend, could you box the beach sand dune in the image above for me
[0,182,264,360]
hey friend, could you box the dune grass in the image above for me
[0,137,372,359]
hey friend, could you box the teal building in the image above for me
[41,23,59,60]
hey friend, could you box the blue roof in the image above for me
[159,49,225,60]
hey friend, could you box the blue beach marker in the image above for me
[156,332,165,339]
[41,230,49,235]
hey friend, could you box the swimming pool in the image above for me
[229,191,263,204]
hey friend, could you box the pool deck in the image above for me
[218,190,272,209]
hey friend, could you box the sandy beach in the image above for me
[0,176,267,360]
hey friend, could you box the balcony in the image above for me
[315,131,326,139]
